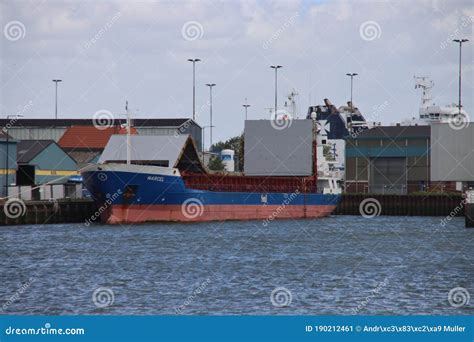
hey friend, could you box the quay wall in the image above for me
[0,199,96,226]
[334,193,464,217]
[0,194,467,226]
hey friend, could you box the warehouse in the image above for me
[16,140,78,186]
[0,131,17,197]
[0,118,202,151]
[345,125,436,194]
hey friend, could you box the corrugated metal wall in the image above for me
[0,141,17,197]
[431,124,474,181]
[6,128,66,142]
[244,120,313,176]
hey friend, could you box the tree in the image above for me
[208,156,225,171]
[210,133,244,171]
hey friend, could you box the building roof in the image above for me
[17,140,55,163]
[58,125,136,150]
[67,151,101,165]
[0,118,199,128]
[351,125,431,139]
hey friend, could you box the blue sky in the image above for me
[1,0,472,144]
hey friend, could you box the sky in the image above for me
[1,0,473,145]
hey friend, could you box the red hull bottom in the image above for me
[102,204,337,224]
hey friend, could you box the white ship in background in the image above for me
[401,76,470,125]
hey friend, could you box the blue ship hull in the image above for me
[82,164,341,224]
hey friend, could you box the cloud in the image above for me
[0,0,472,143]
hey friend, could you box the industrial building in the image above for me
[16,140,78,186]
[0,131,17,197]
[0,118,202,151]
[430,123,474,190]
[345,125,436,194]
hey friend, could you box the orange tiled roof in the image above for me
[58,125,137,150]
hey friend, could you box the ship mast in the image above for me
[126,100,131,165]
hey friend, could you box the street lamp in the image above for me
[187,59,201,121]
[201,125,215,162]
[4,114,23,198]
[346,73,358,114]
[205,83,216,148]
[242,98,251,121]
[270,65,282,119]
[452,39,469,115]
[52,79,62,120]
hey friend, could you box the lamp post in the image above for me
[452,39,469,115]
[201,125,215,162]
[205,83,216,148]
[187,59,201,121]
[270,65,282,119]
[242,98,251,121]
[4,114,23,198]
[345,73,358,114]
[52,79,62,120]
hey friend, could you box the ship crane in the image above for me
[414,76,435,107]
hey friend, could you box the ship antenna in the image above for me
[126,100,131,165]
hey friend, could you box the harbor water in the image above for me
[1,216,472,315]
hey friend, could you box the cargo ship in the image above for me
[81,109,341,224]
